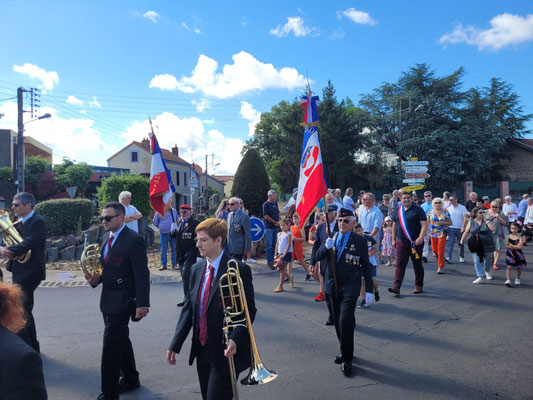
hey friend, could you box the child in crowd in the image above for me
[354,223,379,308]
[308,213,327,301]
[291,214,311,281]
[505,222,527,287]
[274,218,293,292]
[381,216,394,266]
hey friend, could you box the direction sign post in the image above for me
[405,166,428,173]
[405,161,429,166]
[404,173,430,179]
[249,217,265,242]
[402,178,426,184]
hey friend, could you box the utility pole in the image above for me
[17,87,24,193]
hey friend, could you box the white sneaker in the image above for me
[247,258,256,263]
[484,272,493,280]
[515,279,521,285]
[459,257,465,263]
[505,280,511,287]
[472,277,484,284]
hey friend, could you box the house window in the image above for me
[184,172,187,186]
[130,151,138,162]
[184,196,188,204]
[176,171,180,186]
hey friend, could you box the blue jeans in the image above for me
[446,228,465,260]
[160,233,176,267]
[471,251,491,277]
[378,229,384,262]
[265,228,278,263]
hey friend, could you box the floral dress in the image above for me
[429,210,451,238]
[506,238,527,268]
[381,227,394,256]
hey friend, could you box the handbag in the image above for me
[467,234,479,254]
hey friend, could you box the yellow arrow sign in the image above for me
[401,184,426,192]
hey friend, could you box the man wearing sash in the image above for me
[388,192,428,295]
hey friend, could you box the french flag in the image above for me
[149,132,176,216]
[295,126,328,228]
[300,95,320,126]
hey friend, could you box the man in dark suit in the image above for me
[175,204,199,307]
[0,192,46,353]
[309,203,338,325]
[167,218,256,400]
[86,202,150,400]
[315,208,373,376]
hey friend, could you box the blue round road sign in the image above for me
[249,217,265,242]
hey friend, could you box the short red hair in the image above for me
[0,281,26,333]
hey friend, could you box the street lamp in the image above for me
[17,112,52,192]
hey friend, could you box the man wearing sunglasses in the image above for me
[86,202,150,400]
[226,197,251,262]
[0,192,46,353]
[315,208,373,377]
[175,204,199,307]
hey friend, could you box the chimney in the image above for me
[141,137,149,149]
[172,145,179,156]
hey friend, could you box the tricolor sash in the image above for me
[398,205,420,259]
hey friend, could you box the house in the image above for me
[107,139,193,207]
[87,165,130,197]
[212,175,234,198]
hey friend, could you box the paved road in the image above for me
[34,245,533,400]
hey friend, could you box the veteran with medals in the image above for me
[315,208,373,376]
[175,204,199,306]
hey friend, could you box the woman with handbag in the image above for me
[460,207,497,284]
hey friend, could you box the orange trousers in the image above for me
[431,236,447,269]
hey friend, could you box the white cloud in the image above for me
[149,51,306,98]
[122,113,241,174]
[182,22,190,30]
[194,28,201,34]
[192,99,211,112]
[329,30,346,40]
[240,101,261,137]
[92,96,101,108]
[13,63,59,90]
[143,11,159,23]
[269,16,317,37]
[439,13,533,51]
[66,96,83,105]
[337,8,377,25]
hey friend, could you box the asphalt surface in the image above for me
[32,245,533,400]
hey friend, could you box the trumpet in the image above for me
[0,210,31,263]
[218,259,277,400]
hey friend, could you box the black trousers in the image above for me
[101,311,139,397]
[179,260,195,299]
[196,343,235,400]
[18,281,40,352]
[229,253,244,262]
[327,293,358,363]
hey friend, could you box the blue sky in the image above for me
[1,1,532,174]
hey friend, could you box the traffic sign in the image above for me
[66,186,77,199]
[401,184,426,191]
[249,217,265,242]
[405,173,430,179]
[402,178,426,184]
[405,166,428,173]
[405,161,429,166]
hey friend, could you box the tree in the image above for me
[96,173,151,216]
[54,158,93,198]
[25,155,50,197]
[231,148,270,217]
[0,167,13,183]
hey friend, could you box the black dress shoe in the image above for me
[97,393,118,400]
[422,256,428,263]
[388,286,400,295]
[176,301,185,307]
[341,362,352,376]
[325,319,334,326]
[118,378,140,393]
[334,354,343,364]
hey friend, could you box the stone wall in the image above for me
[502,144,533,181]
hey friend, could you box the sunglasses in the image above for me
[179,210,190,213]
[434,202,442,204]
[11,203,22,207]
[228,203,237,206]
[424,195,432,197]
[99,214,120,222]
[336,218,351,224]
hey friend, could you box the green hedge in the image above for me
[35,198,93,236]
[96,174,151,216]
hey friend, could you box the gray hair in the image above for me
[118,191,132,202]
[424,191,432,196]
[13,192,35,208]
[363,193,375,202]
[504,196,512,200]
[523,194,529,199]
[443,191,451,198]
[267,189,277,197]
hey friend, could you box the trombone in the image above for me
[218,259,277,399]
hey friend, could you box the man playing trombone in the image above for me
[166,218,256,400]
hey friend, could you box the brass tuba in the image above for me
[80,243,103,278]
[218,259,277,400]
[0,210,31,263]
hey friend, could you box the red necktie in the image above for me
[199,265,215,346]
[104,233,114,263]
[17,221,23,233]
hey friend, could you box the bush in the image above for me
[231,149,270,218]
[35,198,93,236]
[96,174,151,216]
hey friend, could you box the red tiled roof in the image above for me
[212,175,234,182]
[191,163,203,174]
[107,141,190,165]
[510,139,533,151]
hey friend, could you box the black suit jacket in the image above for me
[310,221,339,272]
[96,226,150,314]
[176,217,199,266]
[169,252,256,373]
[0,325,47,400]
[316,232,373,297]
[7,213,47,288]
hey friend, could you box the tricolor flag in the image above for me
[295,126,328,228]
[149,132,176,216]
[300,95,320,126]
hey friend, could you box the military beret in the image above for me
[180,204,192,210]
[337,208,354,218]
